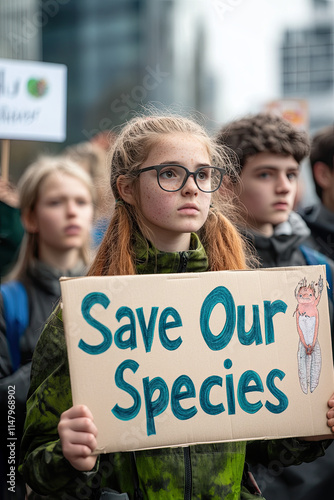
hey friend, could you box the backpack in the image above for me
[0,281,29,372]
[299,244,333,303]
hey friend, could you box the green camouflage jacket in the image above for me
[19,233,330,499]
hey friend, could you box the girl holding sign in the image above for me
[19,115,334,499]
[0,156,95,500]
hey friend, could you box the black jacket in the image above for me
[299,203,334,260]
[243,211,318,268]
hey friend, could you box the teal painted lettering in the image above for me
[115,306,136,350]
[111,360,141,420]
[143,376,169,436]
[171,375,197,420]
[159,307,183,350]
[224,358,232,369]
[200,286,236,350]
[136,307,158,353]
[200,376,224,415]
[238,370,264,414]
[79,292,112,355]
[265,369,288,414]
[264,300,287,344]
[226,374,236,415]
[224,359,235,414]
[237,305,263,346]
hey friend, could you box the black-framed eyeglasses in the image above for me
[136,164,225,193]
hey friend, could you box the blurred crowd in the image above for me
[1,114,334,500]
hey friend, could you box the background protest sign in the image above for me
[0,58,67,142]
[60,265,334,454]
[264,98,309,131]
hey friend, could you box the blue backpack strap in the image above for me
[299,244,333,303]
[0,281,29,371]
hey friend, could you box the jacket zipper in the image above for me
[179,252,191,499]
[184,446,192,500]
[177,252,189,273]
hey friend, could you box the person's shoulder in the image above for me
[42,303,64,340]
[29,303,68,390]
[298,203,321,223]
[299,244,334,302]
[32,303,66,364]
[299,242,334,266]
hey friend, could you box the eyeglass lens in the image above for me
[158,165,221,192]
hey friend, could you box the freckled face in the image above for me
[137,133,212,251]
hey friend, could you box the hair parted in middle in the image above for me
[215,112,310,175]
[88,113,253,277]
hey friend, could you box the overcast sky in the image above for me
[206,0,313,124]
[204,0,324,204]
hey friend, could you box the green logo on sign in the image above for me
[27,78,48,97]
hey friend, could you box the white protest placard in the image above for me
[0,58,67,142]
[60,266,334,454]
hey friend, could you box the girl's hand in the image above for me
[58,405,98,471]
[301,393,334,440]
[327,393,334,434]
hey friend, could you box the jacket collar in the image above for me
[26,259,87,295]
[134,232,209,274]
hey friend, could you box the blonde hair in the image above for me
[7,155,95,281]
[63,141,111,219]
[89,114,251,276]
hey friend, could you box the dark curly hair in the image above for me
[216,113,310,175]
[310,124,334,200]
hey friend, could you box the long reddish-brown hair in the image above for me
[88,114,251,276]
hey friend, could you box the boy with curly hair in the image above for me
[216,112,334,500]
[299,124,334,260]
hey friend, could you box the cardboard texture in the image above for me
[60,265,334,454]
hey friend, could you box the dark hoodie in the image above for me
[299,203,334,261]
[243,211,314,268]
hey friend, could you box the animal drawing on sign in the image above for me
[294,275,323,394]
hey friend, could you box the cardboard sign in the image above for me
[60,266,334,454]
[0,58,67,141]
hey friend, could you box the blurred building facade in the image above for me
[45,0,217,143]
[2,1,333,153]
[281,0,334,132]
[0,0,41,60]
[1,0,217,145]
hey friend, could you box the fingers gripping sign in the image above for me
[327,393,334,435]
[58,405,98,471]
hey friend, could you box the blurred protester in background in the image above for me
[63,135,116,248]
[216,112,334,500]
[299,124,334,261]
[90,129,117,153]
[0,179,24,277]
[0,156,95,500]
